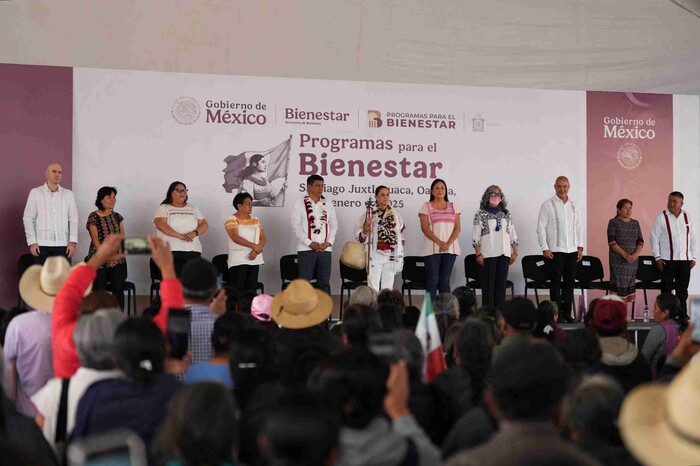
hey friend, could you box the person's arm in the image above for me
[88,223,101,250]
[68,191,79,244]
[225,220,257,250]
[508,220,518,265]
[291,200,313,248]
[536,202,551,258]
[257,223,266,251]
[690,214,697,266]
[640,325,664,363]
[356,211,371,243]
[154,217,186,241]
[472,213,484,265]
[384,362,441,466]
[631,221,644,261]
[149,236,183,335]
[184,218,208,242]
[322,203,339,250]
[608,219,632,262]
[444,212,461,252]
[574,201,584,252]
[650,214,664,269]
[23,189,40,255]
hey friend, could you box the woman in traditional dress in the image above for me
[225,192,265,293]
[238,153,285,206]
[607,198,644,305]
[355,185,405,291]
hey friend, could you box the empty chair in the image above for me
[401,256,427,306]
[575,255,610,295]
[280,254,317,290]
[212,253,264,293]
[150,258,162,304]
[632,255,663,318]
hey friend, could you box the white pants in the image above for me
[368,252,397,291]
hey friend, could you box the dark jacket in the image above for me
[273,326,342,385]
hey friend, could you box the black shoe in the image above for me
[560,313,577,323]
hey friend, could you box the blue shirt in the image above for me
[184,363,233,389]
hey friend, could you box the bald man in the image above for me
[23,163,78,264]
[537,176,584,322]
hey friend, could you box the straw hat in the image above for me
[270,279,332,329]
[19,257,92,312]
[619,359,700,465]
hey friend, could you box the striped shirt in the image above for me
[23,183,78,246]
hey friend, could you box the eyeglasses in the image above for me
[489,193,503,198]
[173,189,188,194]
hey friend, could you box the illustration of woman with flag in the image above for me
[237,153,286,206]
[355,185,405,291]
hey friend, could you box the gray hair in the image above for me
[73,308,127,370]
[565,374,624,442]
[479,185,509,211]
[349,285,377,307]
[433,293,460,319]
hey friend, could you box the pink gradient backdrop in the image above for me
[586,91,673,308]
[0,64,73,308]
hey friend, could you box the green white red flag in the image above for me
[414,293,446,382]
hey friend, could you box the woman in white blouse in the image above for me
[472,185,518,307]
[225,192,265,292]
[154,181,209,276]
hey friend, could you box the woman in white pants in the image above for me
[355,186,405,291]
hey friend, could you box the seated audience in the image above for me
[32,308,125,451]
[179,258,224,365]
[491,297,537,362]
[442,322,463,367]
[435,293,460,342]
[155,382,238,466]
[53,235,183,378]
[6,257,67,416]
[560,328,603,382]
[377,303,403,332]
[341,304,379,347]
[402,305,420,331]
[619,342,700,465]
[249,293,279,335]
[259,389,341,466]
[445,341,598,465]
[590,297,652,392]
[533,300,566,348]
[270,280,342,385]
[310,349,440,466]
[71,319,181,446]
[451,286,476,321]
[640,293,688,372]
[473,306,503,345]
[348,285,377,308]
[376,289,406,313]
[184,313,248,388]
[0,350,58,465]
[238,289,258,316]
[565,375,639,466]
[222,286,240,314]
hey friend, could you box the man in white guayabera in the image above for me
[23,163,78,264]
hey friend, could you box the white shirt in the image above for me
[537,195,583,253]
[472,212,518,258]
[23,183,78,246]
[153,204,205,253]
[31,367,122,450]
[291,196,338,252]
[650,210,697,261]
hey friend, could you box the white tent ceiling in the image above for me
[1,0,699,94]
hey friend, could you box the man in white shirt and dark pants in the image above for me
[537,176,583,322]
[23,163,78,264]
[291,174,338,294]
[650,191,697,318]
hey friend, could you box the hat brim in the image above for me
[619,383,700,465]
[19,263,93,313]
[270,289,333,329]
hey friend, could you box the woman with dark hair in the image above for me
[607,199,644,307]
[85,186,127,308]
[452,286,476,321]
[71,319,181,446]
[155,382,237,466]
[533,300,567,349]
[472,185,518,307]
[154,181,208,276]
[238,153,285,206]
[225,192,265,293]
[419,179,461,299]
[641,293,688,371]
[356,185,405,291]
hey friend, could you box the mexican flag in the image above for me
[415,294,446,382]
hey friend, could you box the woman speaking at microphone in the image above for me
[355,186,405,291]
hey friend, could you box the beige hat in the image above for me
[19,257,92,312]
[619,359,700,465]
[270,279,332,329]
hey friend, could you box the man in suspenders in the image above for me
[651,191,697,318]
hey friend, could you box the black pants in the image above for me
[549,251,578,316]
[228,265,260,293]
[93,262,128,309]
[661,260,692,317]
[35,246,70,265]
[172,251,201,277]
[479,255,510,308]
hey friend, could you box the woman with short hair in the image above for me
[225,192,265,293]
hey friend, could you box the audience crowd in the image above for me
[1,233,699,465]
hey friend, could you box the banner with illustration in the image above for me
[586,92,673,307]
[70,68,698,296]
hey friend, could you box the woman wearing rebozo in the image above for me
[355,185,405,291]
[419,178,461,299]
[237,153,285,206]
[472,185,518,307]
